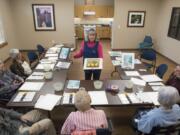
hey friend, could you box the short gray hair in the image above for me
[9,49,20,59]
[158,86,180,108]
[74,88,91,112]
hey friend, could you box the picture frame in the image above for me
[127,11,146,27]
[122,53,135,69]
[59,47,71,60]
[32,4,56,31]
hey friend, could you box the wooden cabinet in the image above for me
[75,26,84,39]
[75,6,114,18]
[96,26,111,39]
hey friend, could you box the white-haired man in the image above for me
[61,88,108,135]
[9,49,32,78]
[137,86,180,134]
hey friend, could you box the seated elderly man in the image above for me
[166,65,180,94]
[137,86,180,134]
[0,107,56,135]
[61,88,108,135]
[9,49,32,78]
[0,60,24,101]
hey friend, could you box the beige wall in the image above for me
[112,0,161,49]
[10,0,75,50]
[154,0,180,64]
[0,0,18,61]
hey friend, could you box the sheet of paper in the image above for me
[56,61,71,69]
[31,72,45,76]
[45,53,58,57]
[135,59,142,64]
[19,82,44,91]
[136,92,160,105]
[139,69,147,72]
[40,59,52,64]
[35,94,62,111]
[131,78,146,86]
[112,60,121,66]
[62,93,75,104]
[36,64,55,70]
[88,91,108,105]
[108,51,122,57]
[125,71,140,76]
[67,80,80,89]
[148,82,164,86]
[27,75,44,80]
[151,86,162,91]
[118,94,130,104]
[13,92,36,102]
[141,75,162,82]
[48,57,58,61]
[115,57,122,61]
[127,93,142,103]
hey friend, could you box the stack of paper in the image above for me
[19,82,44,91]
[36,64,55,70]
[13,92,36,102]
[67,80,80,89]
[108,51,122,57]
[35,94,62,111]
[136,92,160,105]
[88,91,108,105]
[45,53,58,57]
[112,60,121,66]
[56,61,71,69]
[48,57,58,61]
[40,59,52,64]
[141,75,162,82]
[131,78,146,86]
[62,93,75,104]
[148,82,164,86]
[135,59,142,64]
[125,71,140,77]
[27,72,45,80]
[118,94,130,104]
[127,93,142,103]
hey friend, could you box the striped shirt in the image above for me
[61,108,108,135]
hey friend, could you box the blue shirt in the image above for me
[138,104,180,134]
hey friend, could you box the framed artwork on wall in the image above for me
[127,11,146,27]
[32,4,56,31]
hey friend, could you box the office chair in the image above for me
[140,49,157,72]
[155,64,168,79]
[139,36,153,50]
[27,51,38,68]
[37,44,46,56]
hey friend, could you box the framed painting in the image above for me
[32,4,56,31]
[128,11,146,27]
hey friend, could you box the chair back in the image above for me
[96,128,112,135]
[141,49,156,61]
[150,122,180,135]
[27,51,38,64]
[144,36,153,44]
[156,64,168,79]
[37,44,45,55]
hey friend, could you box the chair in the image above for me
[27,51,38,68]
[139,36,153,50]
[140,49,157,72]
[155,64,168,79]
[37,44,46,56]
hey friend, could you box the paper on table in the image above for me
[136,92,160,105]
[45,53,58,57]
[27,75,44,80]
[40,59,52,64]
[125,71,140,77]
[115,57,122,61]
[127,93,142,103]
[62,93,75,104]
[118,94,130,104]
[67,80,80,89]
[88,91,108,105]
[139,69,147,72]
[108,51,122,57]
[13,92,36,102]
[48,57,58,61]
[35,94,62,111]
[31,72,45,76]
[55,44,64,48]
[135,59,142,64]
[131,78,146,86]
[56,61,71,69]
[36,64,55,70]
[141,75,162,82]
[19,82,44,91]
[151,86,162,91]
[112,60,121,66]
[148,82,164,86]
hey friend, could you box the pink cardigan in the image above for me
[74,41,103,58]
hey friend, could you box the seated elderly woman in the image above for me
[61,88,108,135]
[0,107,56,135]
[166,65,180,94]
[137,86,180,134]
[9,49,32,78]
[0,60,24,101]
